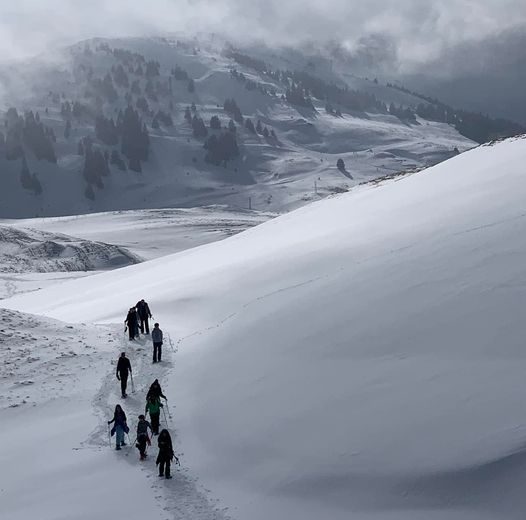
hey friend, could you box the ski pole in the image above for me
[165,401,172,419]
[162,406,168,425]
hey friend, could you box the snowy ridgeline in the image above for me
[0,37,474,218]
[3,135,526,519]
[0,224,140,272]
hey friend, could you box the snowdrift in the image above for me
[0,224,139,272]
[4,135,526,520]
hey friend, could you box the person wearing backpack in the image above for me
[135,299,152,334]
[145,395,163,435]
[108,404,129,450]
[136,414,152,460]
[124,308,139,340]
[156,429,177,479]
[116,352,132,398]
[146,379,167,402]
[151,323,163,363]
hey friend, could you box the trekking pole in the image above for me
[162,406,168,425]
[165,401,172,419]
[130,372,135,394]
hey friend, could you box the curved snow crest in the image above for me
[0,225,140,273]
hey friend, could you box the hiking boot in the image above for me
[158,473,164,477]
[165,475,172,479]
[116,446,121,451]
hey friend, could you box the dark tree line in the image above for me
[388,83,525,143]
[4,108,56,163]
[223,99,243,123]
[204,130,239,165]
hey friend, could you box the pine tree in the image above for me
[210,115,221,130]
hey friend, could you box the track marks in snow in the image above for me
[0,308,106,411]
[89,327,230,520]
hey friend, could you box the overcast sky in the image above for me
[1,0,526,66]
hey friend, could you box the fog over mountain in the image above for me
[1,0,525,66]
[401,28,526,125]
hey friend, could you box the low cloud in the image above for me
[0,0,525,69]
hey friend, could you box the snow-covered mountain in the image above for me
[0,36,480,218]
[0,206,273,299]
[2,133,526,519]
[0,224,139,272]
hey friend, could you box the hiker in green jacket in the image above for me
[145,395,163,435]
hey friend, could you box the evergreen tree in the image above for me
[192,115,208,138]
[110,150,127,171]
[95,115,118,145]
[210,115,221,130]
[336,158,346,172]
[121,106,149,168]
[245,118,256,134]
[64,119,71,139]
[204,130,239,166]
[187,79,195,93]
[184,106,192,123]
[23,111,57,162]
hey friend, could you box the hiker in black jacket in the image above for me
[116,352,132,398]
[136,299,152,334]
[146,379,167,402]
[136,414,152,460]
[156,429,178,479]
[124,308,138,340]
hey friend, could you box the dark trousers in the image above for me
[128,325,136,340]
[139,317,150,334]
[150,412,160,434]
[159,457,171,477]
[153,342,162,362]
[137,434,148,457]
[120,373,128,396]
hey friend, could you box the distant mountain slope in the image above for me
[0,36,474,217]
[4,134,526,519]
[0,225,139,272]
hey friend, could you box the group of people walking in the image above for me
[108,379,178,478]
[110,297,177,480]
[123,299,164,363]
[125,299,153,340]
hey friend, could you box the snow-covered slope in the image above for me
[0,37,474,217]
[4,135,526,519]
[2,206,275,260]
[0,224,139,272]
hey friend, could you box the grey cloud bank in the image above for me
[1,0,526,67]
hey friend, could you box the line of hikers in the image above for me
[108,379,179,478]
[112,298,177,479]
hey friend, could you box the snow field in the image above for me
[3,135,526,518]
